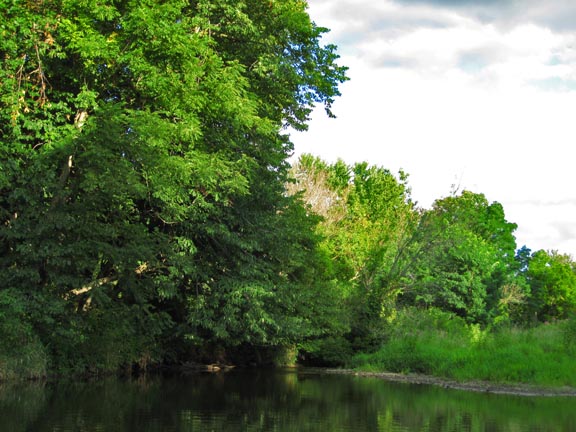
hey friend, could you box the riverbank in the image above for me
[323,368,576,397]
[344,310,576,393]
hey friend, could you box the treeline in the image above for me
[288,156,576,369]
[1,0,574,382]
[288,155,576,363]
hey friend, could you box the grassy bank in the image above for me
[349,308,576,388]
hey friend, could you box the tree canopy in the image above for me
[403,191,520,323]
[0,0,347,375]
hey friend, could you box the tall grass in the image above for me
[349,308,576,387]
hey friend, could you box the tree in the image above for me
[289,156,418,350]
[527,250,576,321]
[0,0,347,373]
[403,191,520,323]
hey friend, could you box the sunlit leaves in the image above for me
[1,0,349,371]
[407,191,520,323]
[528,250,576,321]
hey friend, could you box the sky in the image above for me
[290,0,576,258]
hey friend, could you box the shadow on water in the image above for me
[1,369,575,431]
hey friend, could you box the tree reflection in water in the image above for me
[1,369,574,432]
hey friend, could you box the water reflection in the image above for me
[1,369,574,431]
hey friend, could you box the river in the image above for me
[1,368,574,431]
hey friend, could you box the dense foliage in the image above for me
[402,191,520,323]
[289,156,576,372]
[0,0,347,378]
[1,0,575,383]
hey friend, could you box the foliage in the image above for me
[350,308,576,387]
[185,195,348,352]
[298,335,353,366]
[0,290,47,380]
[402,191,521,323]
[526,250,576,321]
[564,315,576,354]
[2,0,575,383]
[0,0,348,376]
[289,155,417,352]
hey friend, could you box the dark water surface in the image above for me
[1,368,575,431]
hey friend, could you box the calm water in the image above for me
[1,368,575,431]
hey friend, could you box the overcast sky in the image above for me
[290,0,576,258]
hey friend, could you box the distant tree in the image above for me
[289,155,418,350]
[527,250,576,321]
[403,191,520,323]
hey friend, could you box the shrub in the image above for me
[0,289,48,381]
[563,315,576,354]
[300,336,353,367]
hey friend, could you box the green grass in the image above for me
[349,308,576,388]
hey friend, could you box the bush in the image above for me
[300,336,353,367]
[563,315,576,354]
[349,307,473,375]
[47,303,170,377]
[0,289,48,381]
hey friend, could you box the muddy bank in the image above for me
[321,369,576,397]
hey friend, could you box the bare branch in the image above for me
[70,276,116,296]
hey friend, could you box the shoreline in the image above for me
[320,368,576,397]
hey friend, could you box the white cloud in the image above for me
[392,0,576,32]
[294,0,576,257]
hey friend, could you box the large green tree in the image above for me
[403,191,520,323]
[289,155,418,351]
[0,0,347,373]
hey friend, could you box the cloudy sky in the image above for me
[291,0,576,257]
